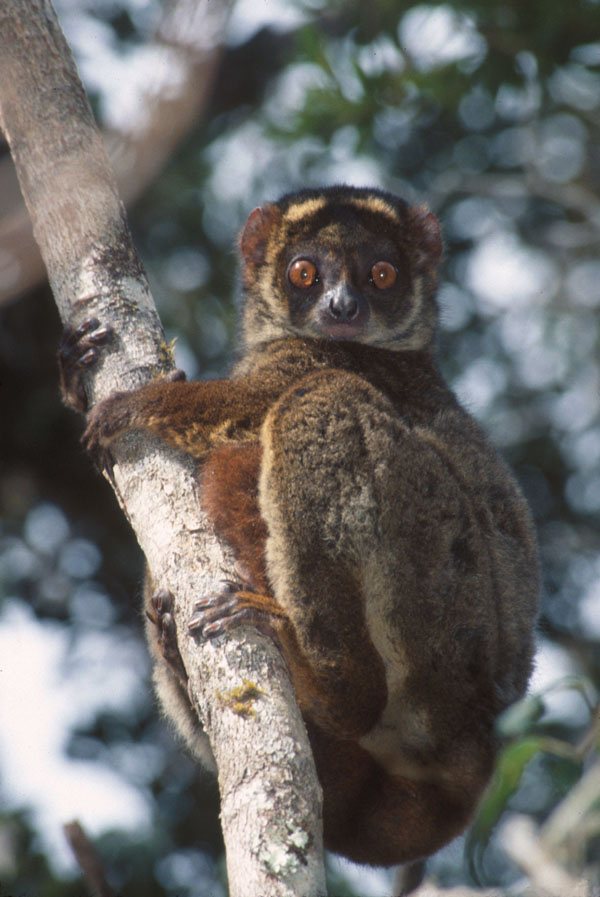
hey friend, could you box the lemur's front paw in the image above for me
[81,367,183,470]
[59,318,113,413]
[82,391,132,451]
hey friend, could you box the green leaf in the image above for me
[466,737,546,880]
[496,693,545,739]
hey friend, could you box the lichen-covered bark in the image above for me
[0,2,326,894]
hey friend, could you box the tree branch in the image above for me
[501,815,592,897]
[0,2,325,894]
[64,820,118,897]
[0,0,227,305]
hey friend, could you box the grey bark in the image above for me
[0,2,326,895]
[0,0,228,306]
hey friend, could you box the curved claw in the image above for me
[59,319,114,413]
[188,581,282,643]
[148,589,187,685]
[188,586,242,634]
[62,318,100,349]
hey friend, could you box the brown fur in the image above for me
[201,444,268,592]
[72,186,539,866]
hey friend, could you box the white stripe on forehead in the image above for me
[282,193,401,229]
[281,196,328,223]
[346,196,401,225]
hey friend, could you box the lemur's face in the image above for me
[239,186,442,351]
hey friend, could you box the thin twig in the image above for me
[64,820,119,897]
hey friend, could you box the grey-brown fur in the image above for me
[65,185,539,866]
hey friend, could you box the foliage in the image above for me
[0,0,599,894]
[467,681,599,882]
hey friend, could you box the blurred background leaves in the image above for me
[0,0,598,894]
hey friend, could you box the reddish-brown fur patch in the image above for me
[200,443,269,592]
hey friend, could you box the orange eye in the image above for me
[370,261,397,290]
[288,259,318,288]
